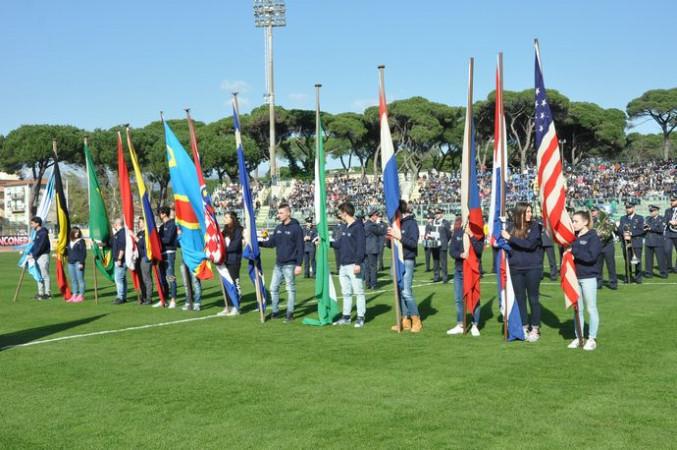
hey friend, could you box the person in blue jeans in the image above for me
[569,210,602,351]
[111,218,127,304]
[66,226,87,303]
[447,218,484,336]
[259,203,304,322]
[387,200,422,332]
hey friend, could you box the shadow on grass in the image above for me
[478,297,495,331]
[418,294,437,320]
[0,314,108,350]
[540,304,576,339]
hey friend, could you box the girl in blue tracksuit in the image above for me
[501,202,544,342]
[569,210,602,351]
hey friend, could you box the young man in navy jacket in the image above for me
[28,216,51,300]
[156,206,178,308]
[112,218,127,304]
[387,200,422,333]
[332,202,367,328]
[259,203,304,322]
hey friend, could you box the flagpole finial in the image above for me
[160,111,165,122]
[185,107,191,115]
[83,135,88,146]
[315,83,322,88]
[233,91,238,97]
[377,65,385,69]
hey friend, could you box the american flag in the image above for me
[534,40,580,308]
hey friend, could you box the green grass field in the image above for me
[1,247,676,449]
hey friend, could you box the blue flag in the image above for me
[19,170,56,282]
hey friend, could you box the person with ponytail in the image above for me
[568,210,602,351]
[501,202,544,342]
[218,211,244,316]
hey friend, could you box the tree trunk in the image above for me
[339,155,348,171]
[663,131,672,161]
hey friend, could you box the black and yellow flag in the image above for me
[53,153,72,299]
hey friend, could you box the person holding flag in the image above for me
[259,203,304,322]
[568,210,602,351]
[501,203,544,342]
[386,200,422,333]
[331,201,367,328]
[156,206,178,309]
[112,218,128,304]
[217,212,243,316]
[447,217,483,336]
[28,216,51,300]
[66,226,86,303]
[136,216,154,305]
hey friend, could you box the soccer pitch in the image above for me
[1,248,676,449]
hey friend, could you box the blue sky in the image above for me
[1,0,675,137]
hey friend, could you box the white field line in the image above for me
[3,277,675,351]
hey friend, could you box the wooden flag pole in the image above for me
[499,51,509,341]
[573,302,584,349]
[12,265,27,303]
[461,58,475,336]
[254,270,265,323]
[379,65,403,333]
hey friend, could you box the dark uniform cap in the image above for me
[648,205,659,212]
[368,210,379,217]
[625,201,636,208]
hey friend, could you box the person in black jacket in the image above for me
[501,202,544,342]
[376,211,386,271]
[431,208,451,283]
[644,205,668,278]
[387,200,423,333]
[66,226,86,303]
[259,203,304,322]
[156,206,177,308]
[331,202,367,328]
[135,216,153,305]
[665,192,677,273]
[28,216,51,300]
[364,210,386,289]
[302,218,317,278]
[218,212,244,317]
[568,210,602,351]
[111,218,127,304]
[617,202,645,284]
[446,217,483,336]
[540,220,558,281]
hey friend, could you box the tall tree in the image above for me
[1,124,82,216]
[325,112,375,175]
[627,88,677,161]
[559,102,626,165]
[201,117,260,183]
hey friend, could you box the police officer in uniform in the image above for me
[431,208,451,283]
[664,192,677,273]
[423,213,434,272]
[644,205,668,278]
[591,206,618,289]
[376,211,387,272]
[617,201,645,284]
[302,217,318,278]
[364,210,385,289]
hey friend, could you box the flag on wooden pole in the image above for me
[117,131,140,291]
[53,143,72,299]
[18,170,55,282]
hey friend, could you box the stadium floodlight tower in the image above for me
[254,0,286,186]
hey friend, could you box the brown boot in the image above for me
[410,315,423,333]
[391,317,412,332]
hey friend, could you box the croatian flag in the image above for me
[534,40,579,308]
[233,95,268,313]
[460,58,484,318]
[379,68,405,289]
[491,54,524,340]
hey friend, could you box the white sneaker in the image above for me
[152,301,165,308]
[527,330,540,342]
[583,338,597,351]
[193,303,201,311]
[168,300,177,309]
[470,324,480,337]
[216,309,229,317]
[567,339,581,349]
[181,303,192,311]
[446,324,464,335]
[225,308,239,317]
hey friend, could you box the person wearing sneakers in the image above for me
[112,218,127,304]
[156,206,177,308]
[387,200,422,333]
[217,212,244,317]
[447,217,483,337]
[66,226,86,303]
[259,203,304,322]
[332,202,367,328]
[501,202,544,342]
[28,216,51,300]
[568,210,602,351]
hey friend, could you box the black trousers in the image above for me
[665,237,677,272]
[138,258,153,302]
[303,250,316,277]
[596,241,617,287]
[621,244,643,280]
[365,253,379,288]
[431,248,448,281]
[224,262,241,305]
[645,244,667,277]
[378,246,384,271]
[424,247,432,271]
[543,246,558,276]
[510,268,542,327]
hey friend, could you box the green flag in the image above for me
[85,143,115,281]
[303,124,339,326]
